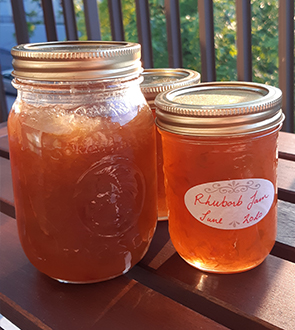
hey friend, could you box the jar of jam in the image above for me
[8,41,157,283]
[141,69,201,220]
[155,82,284,273]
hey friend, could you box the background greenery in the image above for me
[25,0,293,128]
[75,0,280,87]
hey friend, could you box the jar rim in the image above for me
[155,81,284,136]
[11,41,142,82]
[141,68,201,101]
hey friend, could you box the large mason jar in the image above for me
[8,41,157,283]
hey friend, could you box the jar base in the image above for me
[52,271,126,284]
[51,267,132,284]
[183,257,266,274]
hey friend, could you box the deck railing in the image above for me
[0,0,294,132]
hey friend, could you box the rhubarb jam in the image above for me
[155,82,284,273]
[141,69,200,220]
[8,41,157,283]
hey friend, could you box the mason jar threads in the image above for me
[8,41,158,283]
[155,82,284,274]
[141,68,201,220]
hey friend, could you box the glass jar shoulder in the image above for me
[8,77,153,136]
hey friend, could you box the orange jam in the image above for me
[160,130,278,273]
[8,96,157,283]
[147,105,167,220]
[141,69,201,220]
[155,124,167,219]
[8,41,157,283]
[155,82,284,273]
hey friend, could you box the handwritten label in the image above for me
[184,179,274,230]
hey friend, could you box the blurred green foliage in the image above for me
[26,0,285,90]
[24,0,43,37]
[85,0,280,88]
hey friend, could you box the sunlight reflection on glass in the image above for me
[196,274,208,291]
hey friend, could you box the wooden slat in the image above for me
[0,122,9,159]
[83,0,101,40]
[271,241,295,263]
[0,158,14,218]
[164,0,183,68]
[108,0,125,41]
[61,0,78,40]
[278,0,294,133]
[0,121,8,134]
[0,292,51,330]
[41,0,58,41]
[10,0,29,44]
[278,158,295,203]
[278,188,295,204]
[236,0,252,81]
[198,0,216,82]
[0,135,9,159]
[278,133,295,205]
[0,214,228,330]
[277,200,295,248]
[135,0,153,68]
[137,221,295,330]
[0,66,8,123]
[278,131,295,161]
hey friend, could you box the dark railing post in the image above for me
[279,0,294,133]
[236,0,252,82]
[198,0,216,82]
[41,0,58,41]
[164,0,183,68]
[108,0,125,41]
[10,0,29,44]
[61,0,79,40]
[0,64,8,123]
[83,0,101,40]
[135,0,153,68]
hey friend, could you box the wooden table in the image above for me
[1,121,294,330]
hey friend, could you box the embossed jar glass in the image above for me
[8,41,157,283]
[155,82,284,273]
[141,69,201,220]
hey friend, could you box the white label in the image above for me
[184,179,274,230]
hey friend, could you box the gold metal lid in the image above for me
[140,68,201,102]
[11,41,142,81]
[155,81,284,136]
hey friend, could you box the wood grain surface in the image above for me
[0,125,294,330]
[0,213,228,330]
[137,222,295,330]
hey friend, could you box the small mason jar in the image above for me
[141,68,201,220]
[8,41,157,283]
[155,82,284,273]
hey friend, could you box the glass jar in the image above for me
[8,41,157,283]
[141,69,201,220]
[155,82,284,273]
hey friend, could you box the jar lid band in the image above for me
[155,81,284,136]
[141,68,201,101]
[11,41,142,81]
